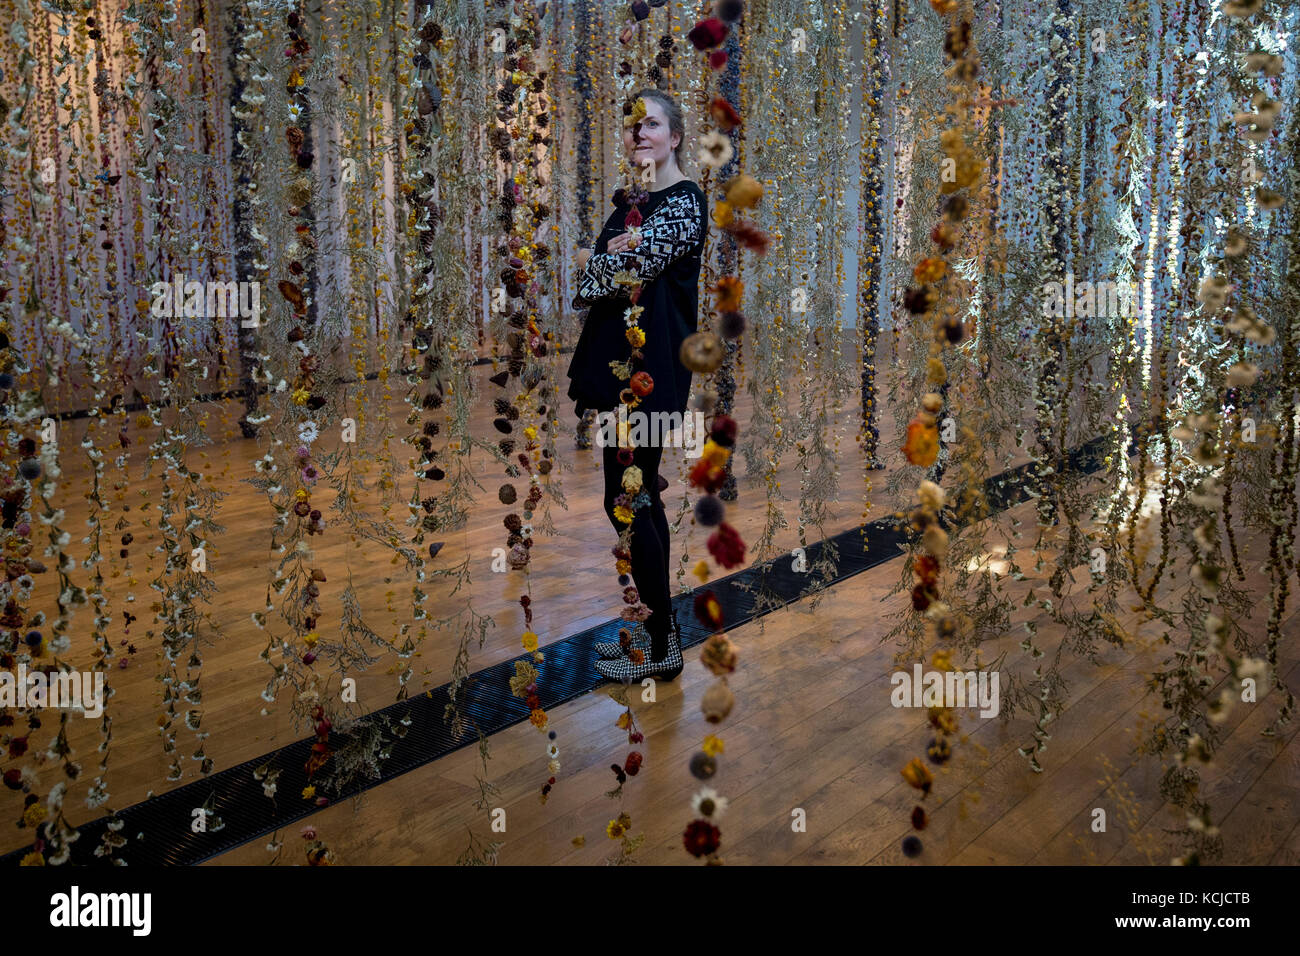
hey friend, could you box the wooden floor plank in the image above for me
[11,329,1298,865]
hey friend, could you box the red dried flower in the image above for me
[683,819,721,857]
[707,521,746,569]
[694,590,724,630]
[709,97,742,131]
[624,751,643,776]
[710,414,738,446]
[624,206,643,229]
[688,456,728,494]
[723,219,770,255]
[688,17,728,50]
[915,554,940,587]
[911,584,933,612]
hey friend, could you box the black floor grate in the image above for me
[1,435,1112,865]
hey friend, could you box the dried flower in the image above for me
[698,130,734,170]
[901,757,933,794]
[687,17,728,50]
[682,819,721,857]
[706,521,746,569]
[691,787,728,819]
[903,418,939,468]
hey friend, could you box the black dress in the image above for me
[566,180,708,420]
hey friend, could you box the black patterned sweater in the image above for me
[565,179,708,420]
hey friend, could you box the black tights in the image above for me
[601,439,673,661]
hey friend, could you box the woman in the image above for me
[566,89,708,684]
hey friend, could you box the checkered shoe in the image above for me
[594,609,678,659]
[594,627,650,659]
[594,629,684,683]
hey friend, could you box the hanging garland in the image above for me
[896,0,987,860]
[676,0,759,865]
[484,0,563,802]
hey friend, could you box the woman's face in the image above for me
[623,99,679,175]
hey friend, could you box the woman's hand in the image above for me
[605,230,641,255]
[575,247,592,270]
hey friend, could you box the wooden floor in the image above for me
[202,489,1300,866]
[5,332,1298,865]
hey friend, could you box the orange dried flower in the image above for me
[901,757,933,794]
[903,417,940,468]
[715,276,743,311]
[913,257,947,284]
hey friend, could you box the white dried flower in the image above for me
[917,479,945,511]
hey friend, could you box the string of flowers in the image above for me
[594,11,663,862]
[896,0,985,860]
[677,0,757,864]
[239,0,347,809]
[484,1,563,802]
[1159,0,1286,865]
[790,0,856,612]
[1100,0,1148,631]
[1226,12,1296,737]
[721,2,794,624]
[53,0,117,819]
[859,0,888,472]
[92,0,142,838]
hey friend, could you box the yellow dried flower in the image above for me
[702,440,731,467]
[723,173,763,209]
[901,757,934,794]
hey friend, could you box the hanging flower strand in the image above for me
[487,4,560,802]
[897,0,986,861]
[679,0,758,865]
